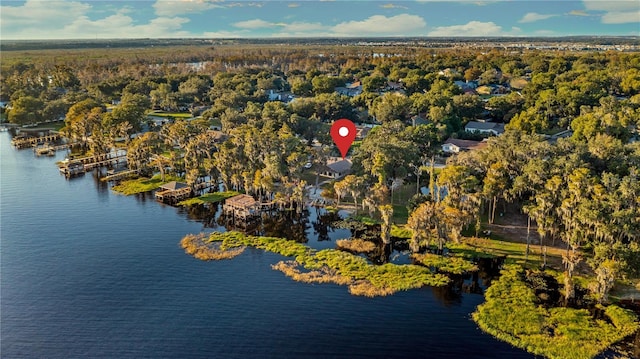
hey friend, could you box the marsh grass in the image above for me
[112,174,182,195]
[182,231,450,297]
[473,265,639,359]
[336,238,376,253]
[412,253,478,274]
[178,191,240,206]
[180,233,245,260]
[390,225,412,239]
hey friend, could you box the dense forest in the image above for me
[2,41,639,358]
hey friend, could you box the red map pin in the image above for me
[330,119,357,159]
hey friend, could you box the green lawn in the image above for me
[178,191,240,206]
[23,121,66,131]
[147,111,193,119]
[111,174,183,195]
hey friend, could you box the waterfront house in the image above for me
[223,194,261,220]
[155,181,192,203]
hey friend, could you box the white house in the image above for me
[442,138,487,154]
[465,121,505,136]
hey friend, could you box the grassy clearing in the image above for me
[178,191,240,206]
[336,238,377,253]
[350,215,380,225]
[23,121,66,131]
[147,111,193,118]
[412,253,478,274]
[450,237,567,268]
[180,233,245,260]
[473,265,639,359]
[111,174,182,195]
[392,204,409,224]
[183,231,450,297]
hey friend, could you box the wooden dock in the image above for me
[101,169,139,182]
[11,134,61,149]
[72,150,127,170]
[58,150,127,177]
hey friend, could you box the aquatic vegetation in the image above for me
[180,233,245,260]
[112,174,182,195]
[183,231,450,297]
[412,253,478,275]
[177,191,240,206]
[390,225,412,239]
[473,265,639,359]
[336,238,376,253]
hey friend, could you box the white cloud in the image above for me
[601,11,640,24]
[153,0,222,16]
[0,1,193,39]
[428,21,519,36]
[231,14,426,37]
[518,12,557,23]
[582,1,638,12]
[233,19,276,29]
[1,0,90,28]
[332,14,427,36]
[582,0,640,24]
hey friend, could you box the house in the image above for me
[155,181,192,203]
[438,68,460,77]
[267,90,295,103]
[355,125,373,140]
[223,194,261,220]
[319,159,352,179]
[465,121,505,136]
[386,81,404,91]
[335,82,363,97]
[442,138,487,154]
[411,114,429,126]
[454,80,478,90]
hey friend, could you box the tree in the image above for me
[7,96,44,125]
[407,201,438,253]
[464,68,482,82]
[379,204,393,245]
[371,92,412,123]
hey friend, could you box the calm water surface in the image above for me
[0,132,533,358]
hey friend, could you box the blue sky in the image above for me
[1,0,638,39]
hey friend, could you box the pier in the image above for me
[11,134,61,149]
[58,149,127,177]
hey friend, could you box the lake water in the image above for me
[0,132,533,358]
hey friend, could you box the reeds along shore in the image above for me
[180,233,245,260]
[179,231,450,297]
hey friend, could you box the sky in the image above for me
[1,0,638,40]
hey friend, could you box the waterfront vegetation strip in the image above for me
[335,238,376,253]
[412,253,478,275]
[111,174,183,195]
[473,265,639,359]
[182,231,450,297]
[177,191,241,206]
